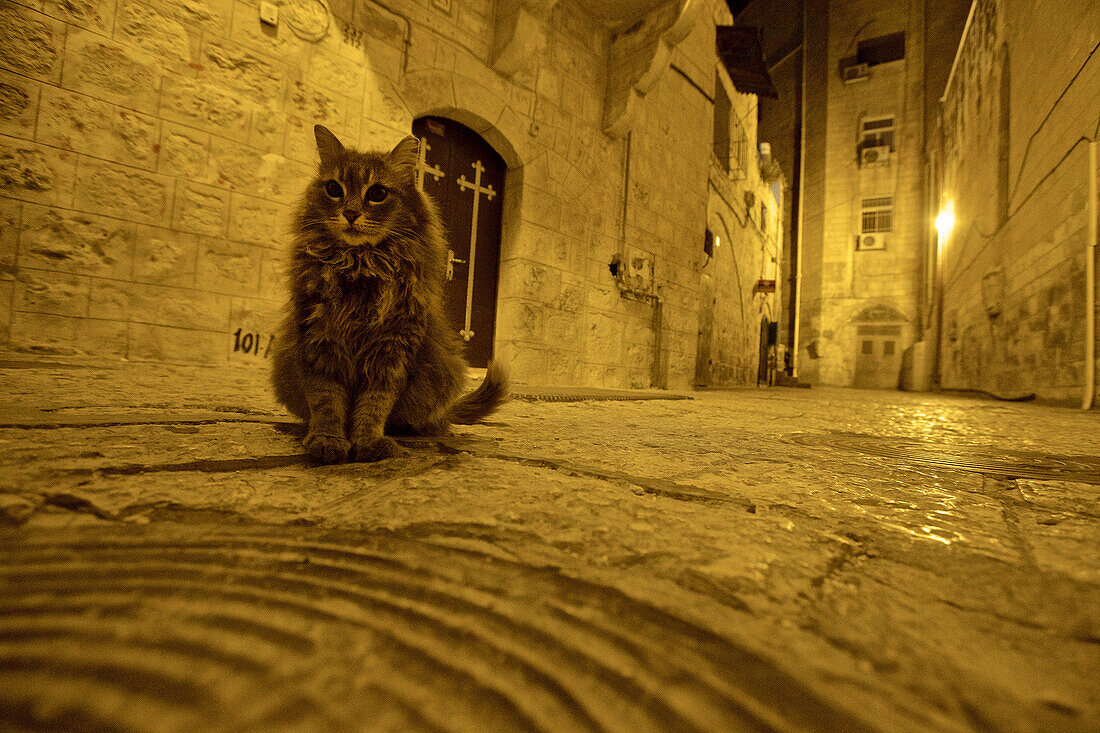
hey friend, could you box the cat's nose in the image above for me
[343,210,361,224]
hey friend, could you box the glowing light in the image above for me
[935,200,955,246]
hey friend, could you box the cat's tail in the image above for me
[448,361,509,424]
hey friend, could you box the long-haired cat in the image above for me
[271,124,508,463]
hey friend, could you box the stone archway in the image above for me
[412,116,507,367]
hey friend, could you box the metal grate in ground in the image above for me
[510,387,692,403]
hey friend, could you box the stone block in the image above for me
[13,269,89,317]
[308,46,363,96]
[207,136,306,202]
[199,39,284,106]
[230,0,310,64]
[114,0,199,63]
[0,70,39,140]
[8,311,77,353]
[500,259,562,304]
[258,249,287,297]
[62,29,161,114]
[0,279,12,343]
[73,157,173,225]
[507,223,568,268]
[197,238,261,294]
[520,187,562,231]
[228,296,280,364]
[286,80,348,128]
[19,204,135,279]
[497,297,545,341]
[229,193,287,247]
[585,310,624,365]
[129,321,226,365]
[582,362,625,389]
[158,122,210,177]
[73,317,128,357]
[398,70,457,117]
[496,341,547,385]
[89,280,231,330]
[0,135,77,206]
[545,309,581,343]
[0,197,19,277]
[133,229,198,287]
[354,119,407,160]
[159,75,249,141]
[172,180,230,236]
[37,86,159,169]
[39,0,117,33]
[0,3,66,84]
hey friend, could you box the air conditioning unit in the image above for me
[842,63,870,83]
[858,233,888,251]
[860,145,891,165]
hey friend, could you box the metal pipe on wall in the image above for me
[1084,140,1097,410]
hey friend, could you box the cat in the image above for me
[270,124,508,463]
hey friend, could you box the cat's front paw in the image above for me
[351,436,409,462]
[304,431,350,464]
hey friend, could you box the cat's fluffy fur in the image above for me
[271,125,507,463]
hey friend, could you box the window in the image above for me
[857,32,905,66]
[759,202,768,229]
[860,116,895,152]
[883,341,895,356]
[861,196,894,234]
[862,341,873,355]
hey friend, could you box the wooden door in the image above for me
[853,324,903,389]
[411,117,504,368]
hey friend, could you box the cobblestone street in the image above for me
[1,359,1099,732]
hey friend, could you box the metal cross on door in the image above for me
[456,161,496,342]
[412,117,505,368]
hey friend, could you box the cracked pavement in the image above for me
[1,359,1099,732]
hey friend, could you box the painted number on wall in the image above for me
[233,329,275,358]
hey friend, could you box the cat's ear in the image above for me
[386,136,420,182]
[314,124,345,166]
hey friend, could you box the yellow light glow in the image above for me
[714,235,720,249]
[935,200,955,246]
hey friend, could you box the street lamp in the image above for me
[935,200,955,251]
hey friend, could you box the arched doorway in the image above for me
[412,116,505,368]
[852,304,908,389]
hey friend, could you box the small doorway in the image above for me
[853,324,903,388]
[412,116,505,368]
[757,316,777,386]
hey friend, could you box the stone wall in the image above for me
[936,0,1100,402]
[796,0,927,387]
[701,73,782,387]
[0,0,742,390]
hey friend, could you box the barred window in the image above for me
[859,116,895,151]
[861,196,894,233]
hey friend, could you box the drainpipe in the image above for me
[790,5,808,378]
[1084,140,1097,410]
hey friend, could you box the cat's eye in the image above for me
[324,180,344,198]
[366,184,388,203]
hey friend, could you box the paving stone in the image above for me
[1,361,1097,731]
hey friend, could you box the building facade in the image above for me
[794,0,930,389]
[0,0,781,390]
[931,0,1100,404]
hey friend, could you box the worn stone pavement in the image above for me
[1,358,1099,733]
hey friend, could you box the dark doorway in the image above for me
[411,117,505,368]
[757,315,777,386]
